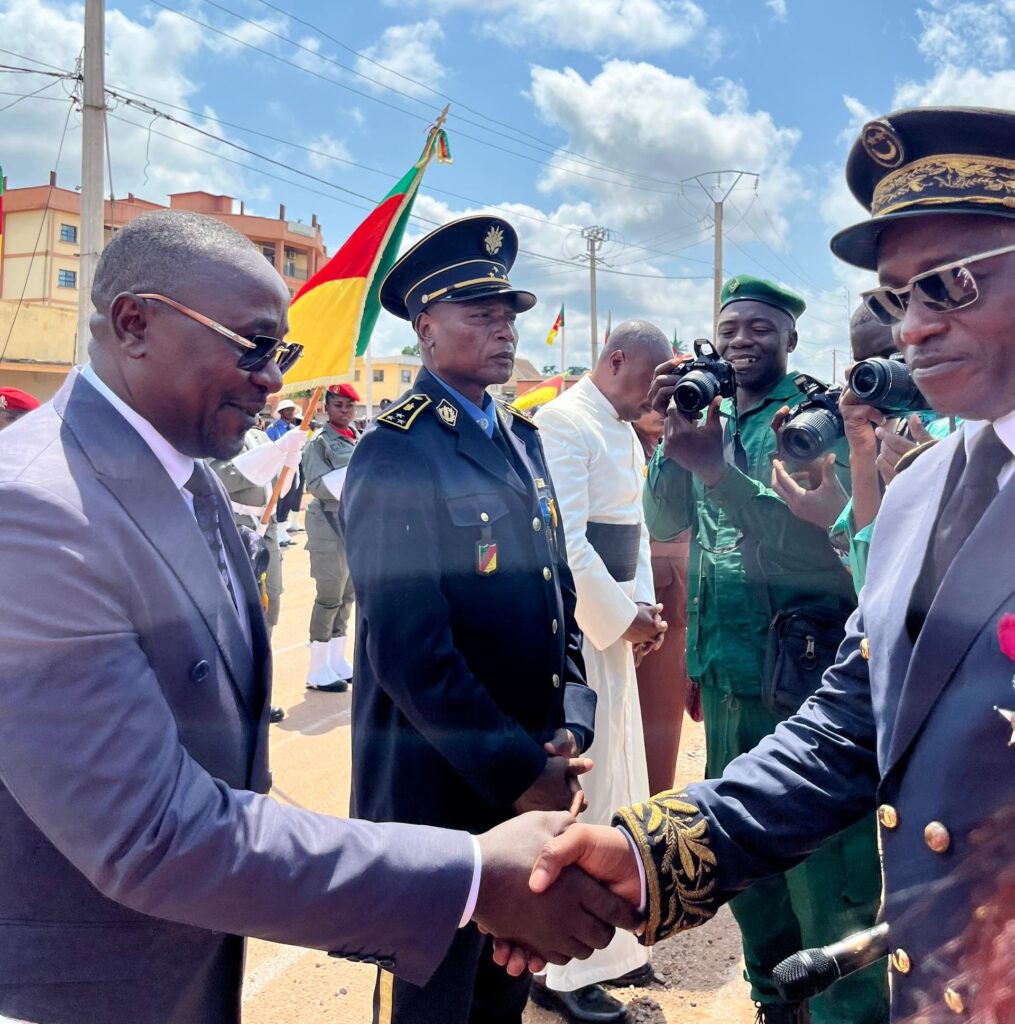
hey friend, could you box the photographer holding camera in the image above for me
[643,276,886,1024]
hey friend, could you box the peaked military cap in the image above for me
[720,274,806,321]
[380,215,537,322]
[831,106,1015,270]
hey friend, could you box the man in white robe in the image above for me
[532,322,672,1023]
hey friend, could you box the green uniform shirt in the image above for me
[644,372,855,696]
[302,424,358,513]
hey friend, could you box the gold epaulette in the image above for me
[895,438,938,474]
[503,402,538,428]
[376,394,432,431]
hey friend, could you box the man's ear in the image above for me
[610,350,626,374]
[108,292,151,359]
[786,328,799,355]
[416,312,436,354]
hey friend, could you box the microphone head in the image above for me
[774,948,838,1002]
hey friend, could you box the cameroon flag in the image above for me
[514,373,565,412]
[545,303,564,346]
[282,114,452,390]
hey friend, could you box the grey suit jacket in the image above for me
[0,371,473,1024]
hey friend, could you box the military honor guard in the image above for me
[267,398,306,542]
[303,382,362,692]
[341,216,599,1024]
[532,321,672,1023]
[523,106,1015,1024]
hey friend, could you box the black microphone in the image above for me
[773,922,890,1002]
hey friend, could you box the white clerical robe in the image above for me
[535,375,654,990]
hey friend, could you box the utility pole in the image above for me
[76,0,106,364]
[582,225,610,365]
[682,171,758,337]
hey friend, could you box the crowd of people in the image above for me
[0,102,1013,1024]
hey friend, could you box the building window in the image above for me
[260,244,276,264]
[57,269,77,288]
[400,370,412,384]
[353,370,361,382]
[373,369,384,383]
[59,223,77,243]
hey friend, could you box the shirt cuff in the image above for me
[618,826,647,914]
[459,834,483,928]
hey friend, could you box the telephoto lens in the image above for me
[780,407,845,463]
[848,356,928,415]
[674,371,720,414]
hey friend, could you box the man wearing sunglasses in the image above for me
[0,210,642,1024]
[509,107,1015,1024]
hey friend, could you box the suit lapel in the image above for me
[885,440,1015,770]
[60,373,260,720]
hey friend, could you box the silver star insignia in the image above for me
[994,706,1015,747]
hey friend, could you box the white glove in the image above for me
[276,428,308,469]
[320,466,348,501]
[231,442,286,487]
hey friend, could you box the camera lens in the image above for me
[849,358,926,414]
[674,370,720,413]
[781,408,844,462]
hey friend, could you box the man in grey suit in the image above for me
[0,211,638,1024]
[504,107,1015,1023]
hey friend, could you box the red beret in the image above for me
[0,387,41,412]
[328,383,361,402]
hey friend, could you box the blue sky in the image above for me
[2,0,1013,375]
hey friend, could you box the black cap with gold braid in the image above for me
[830,106,1015,270]
[380,215,537,322]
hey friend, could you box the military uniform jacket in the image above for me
[341,368,595,833]
[619,426,1015,1022]
[208,428,277,533]
[302,422,358,515]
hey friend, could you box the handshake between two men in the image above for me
[472,806,643,976]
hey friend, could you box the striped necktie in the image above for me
[186,461,239,611]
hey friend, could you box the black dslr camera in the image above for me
[848,353,928,416]
[670,338,737,414]
[779,374,844,463]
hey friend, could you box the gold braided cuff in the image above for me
[613,790,718,945]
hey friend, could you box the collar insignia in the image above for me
[436,399,459,427]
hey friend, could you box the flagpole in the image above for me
[560,307,566,376]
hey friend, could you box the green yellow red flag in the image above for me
[545,303,564,346]
[513,373,565,412]
[282,110,452,391]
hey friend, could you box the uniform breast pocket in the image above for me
[447,493,511,576]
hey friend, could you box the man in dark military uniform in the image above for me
[303,383,361,693]
[519,106,1015,1024]
[341,216,597,1024]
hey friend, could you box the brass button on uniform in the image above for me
[532,517,542,532]
[878,804,899,829]
[944,987,965,1015]
[924,821,951,854]
[891,949,912,974]
[543,566,552,581]
[860,637,870,660]
[552,674,560,688]
[552,619,558,634]
[480,512,490,523]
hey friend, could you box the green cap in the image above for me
[719,274,806,321]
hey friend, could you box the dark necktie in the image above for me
[186,461,239,611]
[907,425,1010,638]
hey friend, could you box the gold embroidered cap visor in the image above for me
[830,106,1015,270]
[379,214,537,322]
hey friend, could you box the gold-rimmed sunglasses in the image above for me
[861,242,1015,326]
[137,293,304,374]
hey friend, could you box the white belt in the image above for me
[231,501,265,519]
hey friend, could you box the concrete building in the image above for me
[0,174,327,401]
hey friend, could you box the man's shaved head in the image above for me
[92,210,267,312]
[849,302,897,363]
[592,319,673,421]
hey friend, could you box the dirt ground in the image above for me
[242,532,756,1024]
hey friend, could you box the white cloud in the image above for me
[304,133,352,172]
[355,20,446,98]
[392,0,715,55]
[766,0,788,19]
[916,0,1014,69]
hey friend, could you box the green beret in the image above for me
[719,275,806,321]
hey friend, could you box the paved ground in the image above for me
[243,530,756,1024]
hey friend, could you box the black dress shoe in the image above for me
[754,1002,811,1024]
[268,706,285,724]
[306,679,348,693]
[530,979,628,1023]
[603,962,659,988]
